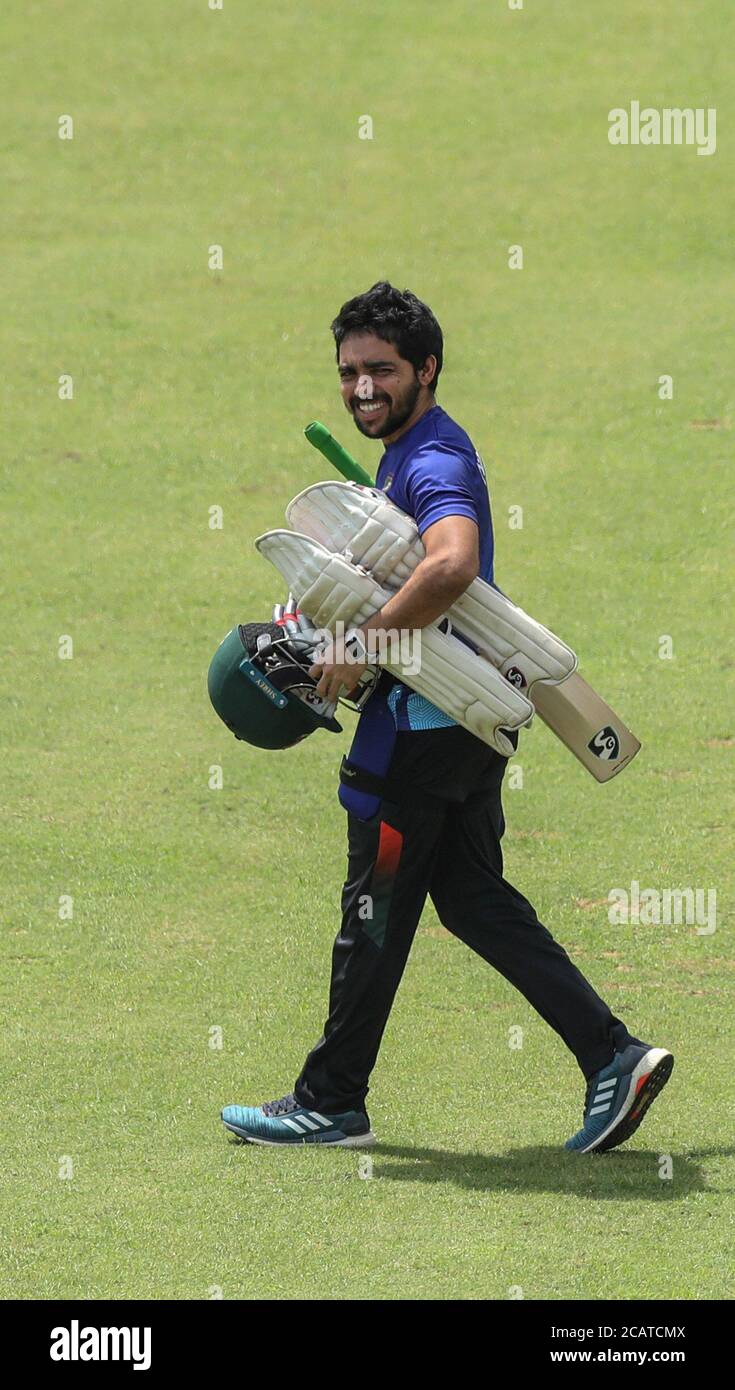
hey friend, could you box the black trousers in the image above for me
[294,726,643,1115]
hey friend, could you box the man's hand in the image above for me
[309,633,370,703]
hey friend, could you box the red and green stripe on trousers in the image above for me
[362,818,404,948]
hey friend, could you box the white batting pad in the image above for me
[287,481,424,587]
[256,530,392,629]
[451,582,576,693]
[255,528,534,755]
[285,480,576,698]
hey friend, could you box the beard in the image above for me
[350,376,422,440]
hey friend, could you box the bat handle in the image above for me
[304,420,374,486]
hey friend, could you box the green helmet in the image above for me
[208,622,342,750]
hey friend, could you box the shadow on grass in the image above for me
[224,1137,730,1199]
[366,1144,719,1199]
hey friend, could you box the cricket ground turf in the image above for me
[1,0,733,1301]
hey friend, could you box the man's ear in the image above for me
[419,355,438,389]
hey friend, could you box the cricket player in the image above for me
[221,282,673,1152]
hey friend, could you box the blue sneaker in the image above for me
[565,1044,674,1154]
[221,1092,376,1147]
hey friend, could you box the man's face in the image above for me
[337,332,425,442]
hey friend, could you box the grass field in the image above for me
[1,0,733,1301]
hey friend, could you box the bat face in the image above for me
[533,673,641,782]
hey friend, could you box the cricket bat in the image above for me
[303,422,641,782]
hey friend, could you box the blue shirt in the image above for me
[374,404,494,731]
[376,405,494,582]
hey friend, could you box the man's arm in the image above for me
[310,515,479,702]
[363,514,479,632]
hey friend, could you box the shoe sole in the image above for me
[580,1048,674,1154]
[222,1122,377,1149]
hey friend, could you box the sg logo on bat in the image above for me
[588,726,621,760]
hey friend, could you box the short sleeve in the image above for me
[403,444,481,536]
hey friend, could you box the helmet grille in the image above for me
[238,621,282,655]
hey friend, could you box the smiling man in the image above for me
[221,282,673,1153]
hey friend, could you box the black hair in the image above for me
[331,281,443,394]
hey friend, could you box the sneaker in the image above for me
[565,1044,674,1154]
[221,1092,376,1147]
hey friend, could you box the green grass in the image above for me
[1,0,733,1300]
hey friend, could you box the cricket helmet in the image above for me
[208,622,342,750]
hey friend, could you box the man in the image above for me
[221,282,673,1152]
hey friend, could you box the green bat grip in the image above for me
[304,421,374,486]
